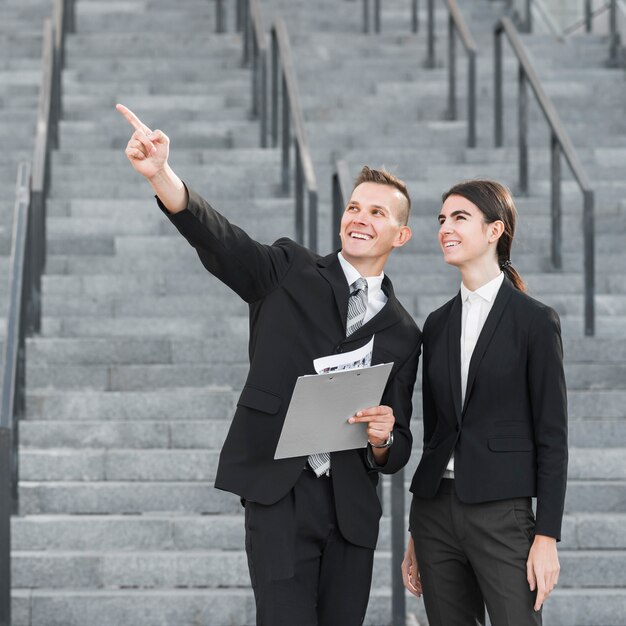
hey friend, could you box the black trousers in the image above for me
[410,479,541,626]
[244,468,374,626]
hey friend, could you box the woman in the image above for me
[402,180,567,625]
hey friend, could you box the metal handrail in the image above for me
[270,18,319,251]
[427,0,478,147]
[0,163,32,626]
[494,17,595,335]
[241,0,268,147]
[362,0,420,33]
[0,1,73,621]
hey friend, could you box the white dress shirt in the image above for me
[338,252,387,321]
[444,272,505,477]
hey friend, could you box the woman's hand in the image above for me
[401,534,423,598]
[527,534,560,611]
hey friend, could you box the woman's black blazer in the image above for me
[409,277,568,540]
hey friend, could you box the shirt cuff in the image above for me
[365,443,386,470]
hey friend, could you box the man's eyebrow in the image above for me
[438,209,472,220]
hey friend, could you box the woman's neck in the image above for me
[459,260,501,292]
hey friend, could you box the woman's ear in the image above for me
[489,220,505,243]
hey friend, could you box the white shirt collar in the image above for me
[337,252,385,294]
[460,272,504,304]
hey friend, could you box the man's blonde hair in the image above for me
[352,166,411,225]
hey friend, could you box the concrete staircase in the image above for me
[8,0,626,625]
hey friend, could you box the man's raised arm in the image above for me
[116,103,187,214]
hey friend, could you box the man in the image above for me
[117,104,421,626]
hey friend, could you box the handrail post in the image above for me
[391,470,406,626]
[585,0,592,32]
[271,31,279,148]
[427,0,435,67]
[550,133,562,269]
[332,174,342,252]
[242,0,251,65]
[494,27,503,147]
[374,0,381,33]
[236,0,244,32]
[332,160,351,251]
[412,0,419,33]
[0,426,10,626]
[216,0,226,33]
[518,66,528,194]
[363,0,370,33]
[468,50,476,148]
[308,189,318,253]
[447,14,456,120]
[525,0,532,32]
[608,0,620,66]
[281,73,291,195]
[295,145,304,245]
[259,48,268,148]
[583,190,595,336]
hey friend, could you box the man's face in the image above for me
[339,182,411,270]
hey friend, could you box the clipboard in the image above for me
[274,362,393,459]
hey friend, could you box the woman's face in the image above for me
[438,194,498,269]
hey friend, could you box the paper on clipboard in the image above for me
[274,336,393,459]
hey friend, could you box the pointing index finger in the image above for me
[116,103,152,134]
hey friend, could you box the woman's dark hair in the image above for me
[442,179,526,292]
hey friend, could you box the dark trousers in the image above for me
[410,479,541,626]
[244,468,374,626]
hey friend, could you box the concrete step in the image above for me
[21,357,626,392]
[10,587,626,626]
[19,420,232,450]
[17,475,626,516]
[20,449,222,482]
[12,545,626,591]
[17,417,626,452]
[18,481,243,515]
[57,121,259,153]
[19,446,626,484]
[9,587,425,626]
[13,510,626,552]
[25,388,238,421]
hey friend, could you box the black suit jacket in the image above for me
[162,188,422,549]
[409,277,568,540]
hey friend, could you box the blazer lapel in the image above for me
[317,256,404,340]
[462,278,514,414]
[317,252,350,334]
[446,293,463,425]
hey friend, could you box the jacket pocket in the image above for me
[237,385,282,415]
[488,437,534,452]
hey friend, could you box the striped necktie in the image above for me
[308,278,369,477]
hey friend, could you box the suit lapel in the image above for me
[462,278,514,414]
[317,252,350,334]
[446,293,463,425]
[317,254,403,339]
